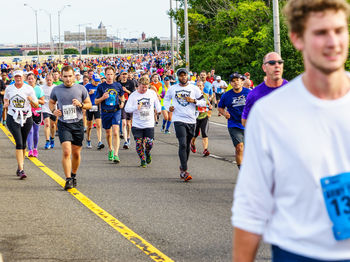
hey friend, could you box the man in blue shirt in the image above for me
[95,67,125,163]
[218,72,250,170]
[85,73,104,150]
[199,70,214,102]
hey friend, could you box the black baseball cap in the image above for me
[229,72,244,82]
[176,68,188,76]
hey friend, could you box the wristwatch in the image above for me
[193,99,197,104]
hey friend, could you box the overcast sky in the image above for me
[3,0,175,45]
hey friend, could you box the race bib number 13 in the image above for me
[62,105,77,120]
[321,172,350,241]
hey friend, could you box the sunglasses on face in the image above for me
[265,60,284,65]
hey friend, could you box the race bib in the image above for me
[140,107,151,121]
[62,105,77,120]
[321,172,350,241]
[90,105,98,112]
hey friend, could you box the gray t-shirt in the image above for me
[50,83,88,123]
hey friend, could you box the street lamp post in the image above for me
[58,5,71,60]
[170,0,175,74]
[77,23,91,59]
[273,0,281,55]
[40,9,54,56]
[184,0,190,70]
[24,3,40,62]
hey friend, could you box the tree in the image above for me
[64,48,79,55]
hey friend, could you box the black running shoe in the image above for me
[19,170,27,180]
[72,177,77,188]
[64,178,74,190]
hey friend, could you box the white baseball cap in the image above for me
[216,76,221,80]
[14,70,24,77]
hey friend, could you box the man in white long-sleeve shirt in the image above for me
[232,0,350,261]
[163,68,206,181]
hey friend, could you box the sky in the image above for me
[3,0,175,45]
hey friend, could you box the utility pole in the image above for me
[184,0,190,71]
[170,0,175,74]
[273,0,281,55]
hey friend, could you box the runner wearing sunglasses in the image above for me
[241,52,288,126]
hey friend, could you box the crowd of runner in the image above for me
[0,50,259,185]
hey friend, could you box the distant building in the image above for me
[86,22,107,41]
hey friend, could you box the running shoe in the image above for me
[72,177,77,188]
[108,150,114,161]
[87,140,92,149]
[140,160,147,168]
[190,143,196,153]
[2,120,6,126]
[203,149,210,157]
[64,178,74,190]
[93,123,96,128]
[146,153,152,164]
[120,134,124,139]
[123,141,129,149]
[50,138,55,149]
[97,141,105,150]
[113,155,120,163]
[19,170,27,180]
[180,171,192,182]
[164,130,171,134]
[44,140,51,150]
[16,168,21,176]
[33,149,38,157]
[160,127,165,133]
[28,150,34,157]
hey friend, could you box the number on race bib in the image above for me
[62,105,77,120]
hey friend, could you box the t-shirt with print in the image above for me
[96,82,124,112]
[118,79,136,100]
[241,79,288,120]
[85,83,99,105]
[218,88,250,130]
[50,83,88,123]
[4,83,37,118]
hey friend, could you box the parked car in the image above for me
[64,55,70,59]
[71,54,78,58]
[47,55,54,61]
[32,56,38,62]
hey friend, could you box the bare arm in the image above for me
[233,227,261,262]
[38,96,45,105]
[242,118,247,127]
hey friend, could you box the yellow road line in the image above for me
[0,124,174,262]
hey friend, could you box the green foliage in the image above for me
[64,48,79,55]
[27,51,44,55]
[173,0,305,82]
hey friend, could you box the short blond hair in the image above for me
[138,75,150,85]
[283,0,350,36]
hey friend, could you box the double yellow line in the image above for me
[0,124,174,262]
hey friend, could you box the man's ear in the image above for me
[290,32,304,51]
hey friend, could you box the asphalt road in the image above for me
[0,109,271,262]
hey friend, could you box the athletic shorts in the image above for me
[43,112,57,121]
[131,127,154,139]
[194,116,209,138]
[228,127,244,147]
[102,110,121,130]
[86,110,101,121]
[215,93,223,102]
[57,120,84,146]
[121,108,133,121]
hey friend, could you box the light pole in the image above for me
[184,0,190,70]
[77,23,91,59]
[24,3,40,62]
[170,0,175,74]
[176,0,179,65]
[273,0,281,55]
[58,4,71,59]
[40,9,54,56]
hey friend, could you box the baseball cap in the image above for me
[229,72,243,82]
[164,77,170,81]
[14,70,23,77]
[176,68,188,76]
[120,70,128,74]
[92,74,101,82]
[74,71,81,76]
[216,76,221,80]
